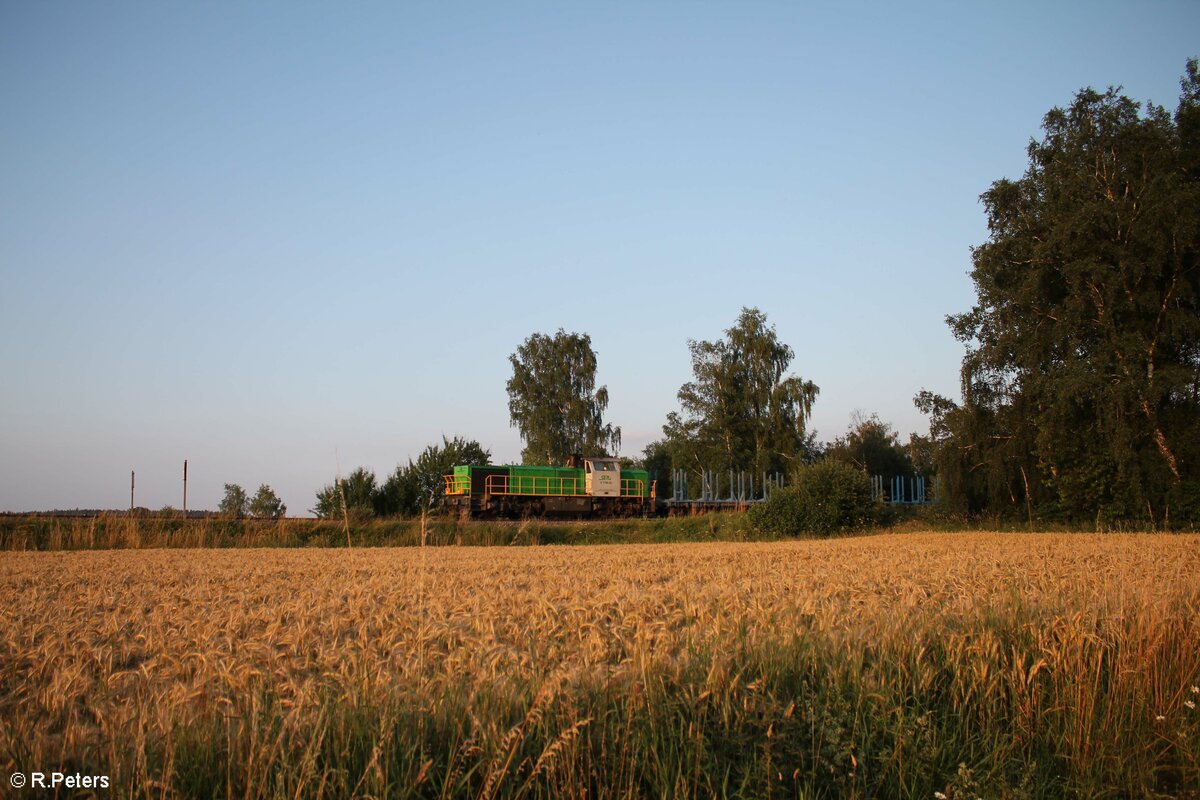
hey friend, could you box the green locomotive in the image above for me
[442,457,654,519]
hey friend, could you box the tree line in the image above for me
[915,60,1200,526]
[309,307,924,522]
[311,437,490,520]
[310,60,1197,528]
[218,484,286,520]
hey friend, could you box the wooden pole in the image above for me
[336,449,351,548]
[183,459,188,517]
[130,470,135,516]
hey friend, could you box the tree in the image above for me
[640,439,674,500]
[913,388,1036,518]
[219,483,249,518]
[374,466,418,518]
[313,467,377,519]
[377,436,492,515]
[930,61,1200,524]
[824,412,914,479]
[507,330,620,464]
[906,432,938,483]
[249,484,286,519]
[312,437,491,519]
[410,435,490,509]
[664,307,819,476]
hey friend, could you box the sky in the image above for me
[2,1,1197,514]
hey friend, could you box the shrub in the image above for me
[749,461,878,537]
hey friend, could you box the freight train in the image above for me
[442,457,655,519]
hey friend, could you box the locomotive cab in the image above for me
[585,458,620,497]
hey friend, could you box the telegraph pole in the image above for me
[183,459,188,517]
[130,470,135,516]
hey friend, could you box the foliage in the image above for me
[914,389,1031,518]
[413,436,490,508]
[312,484,340,519]
[248,484,286,520]
[664,307,819,476]
[506,329,620,465]
[925,61,1200,525]
[639,439,674,500]
[373,466,417,518]
[312,467,377,519]
[314,438,491,519]
[218,483,249,519]
[906,432,938,479]
[749,461,878,536]
[824,412,915,479]
[377,436,492,516]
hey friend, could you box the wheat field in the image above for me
[2,533,1198,798]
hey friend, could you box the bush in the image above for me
[749,461,878,537]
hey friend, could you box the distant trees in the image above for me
[313,436,491,518]
[249,484,286,519]
[507,330,620,464]
[313,467,379,519]
[920,61,1200,524]
[221,481,286,520]
[219,484,249,518]
[663,307,818,476]
[824,413,914,480]
[377,436,492,514]
[639,440,674,500]
[313,482,340,519]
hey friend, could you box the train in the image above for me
[442,456,655,519]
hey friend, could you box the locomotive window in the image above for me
[594,461,616,471]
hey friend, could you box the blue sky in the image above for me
[2,1,1197,513]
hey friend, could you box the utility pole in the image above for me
[130,470,135,516]
[183,459,188,517]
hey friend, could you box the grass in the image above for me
[5,503,1187,553]
[1,534,1198,798]
[0,512,775,551]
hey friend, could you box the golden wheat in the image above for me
[1,533,1198,797]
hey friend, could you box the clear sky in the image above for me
[2,1,1197,513]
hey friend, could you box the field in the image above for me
[2,533,1199,798]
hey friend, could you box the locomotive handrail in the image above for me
[443,474,471,496]
[484,474,584,496]
[620,478,646,498]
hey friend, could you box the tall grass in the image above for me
[2,534,1198,798]
[5,504,1182,554]
[0,512,770,551]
